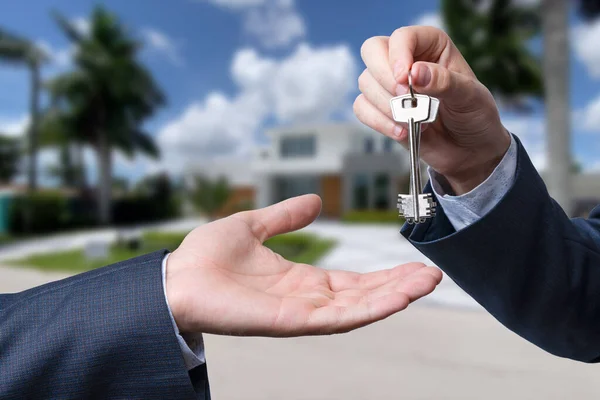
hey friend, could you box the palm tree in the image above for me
[442,0,543,106]
[49,6,165,224]
[0,134,21,184]
[443,0,600,216]
[40,81,87,190]
[0,28,47,192]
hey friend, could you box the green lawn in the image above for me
[8,231,336,273]
[342,210,405,225]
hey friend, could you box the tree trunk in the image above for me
[96,134,112,225]
[27,62,40,192]
[542,0,573,215]
[23,62,41,233]
[74,143,87,190]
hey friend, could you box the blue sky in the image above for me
[0,0,599,184]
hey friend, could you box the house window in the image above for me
[353,174,369,210]
[383,137,394,153]
[374,173,390,210]
[280,136,316,158]
[275,176,319,202]
[364,137,375,153]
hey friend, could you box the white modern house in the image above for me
[252,122,413,218]
[184,122,600,219]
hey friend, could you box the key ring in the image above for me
[408,67,417,106]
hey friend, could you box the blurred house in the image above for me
[185,123,600,220]
[253,123,412,218]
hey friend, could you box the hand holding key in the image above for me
[354,26,512,195]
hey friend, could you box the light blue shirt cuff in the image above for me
[428,134,518,231]
[162,253,206,370]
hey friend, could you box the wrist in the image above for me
[165,251,190,334]
[444,127,511,195]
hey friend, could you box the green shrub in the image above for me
[142,231,187,251]
[9,231,336,273]
[342,210,405,224]
[9,192,70,234]
[264,233,336,265]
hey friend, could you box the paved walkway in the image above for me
[0,218,204,293]
[302,221,478,309]
[2,220,598,399]
[205,305,600,400]
[0,219,476,309]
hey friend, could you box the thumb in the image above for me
[234,194,322,242]
[409,61,478,106]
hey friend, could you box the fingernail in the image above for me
[393,125,402,137]
[395,84,408,96]
[393,63,404,81]
[414,65,431,86]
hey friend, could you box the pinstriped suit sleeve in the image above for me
[0,250,210,400]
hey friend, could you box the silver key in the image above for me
[390,91,439,224]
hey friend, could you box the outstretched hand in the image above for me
[166,195,442,337]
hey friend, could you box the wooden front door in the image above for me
[321,175,342,218]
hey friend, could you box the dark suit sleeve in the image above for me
[402,137,600,362]
[0,250,210,400]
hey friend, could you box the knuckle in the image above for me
[391,26,409,38]
[353,94,365,116]
[360,38,373,61]
[357,69,369,92]
[437,69,452,92]
[361,36,387,61]
[373,117,391,135]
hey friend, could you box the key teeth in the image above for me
[397,193,437,223]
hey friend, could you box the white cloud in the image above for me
[72,17,90,36]
[36,41,73,68]
[573,19,600,79]
[586,161,600,172]
[0,115,29,137]
[159,91,266,161]
[141,28,184,67]
[203,0,305,48]
[502,115,546,170]
[243,0,306,48]
[268,45,356,122]
[412,12,445,31]
[156,42,357,174]
[577,94,600,132]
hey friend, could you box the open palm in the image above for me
[166,195,442,337]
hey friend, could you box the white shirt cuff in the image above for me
[161,253,206,370]
[428,134,518,231]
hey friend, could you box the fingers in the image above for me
[305,292,411,334]
[387,26,472,84]
[388,26,452,82]
[353,94,405,140]
[306,266,442,334]
[393,266,443,302]
[327,262,427,292]
[234,194,322,242]
[360,36,397,94]
[357,69,395,120]
[410,61,479,107]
